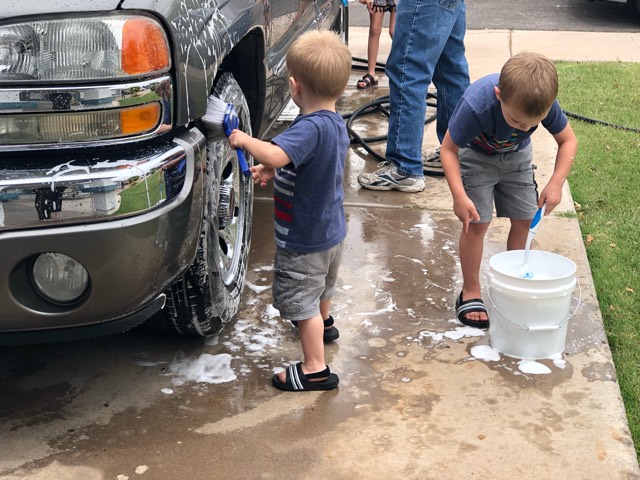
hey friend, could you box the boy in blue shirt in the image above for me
[229,31,351,391]
[441,52,578,328]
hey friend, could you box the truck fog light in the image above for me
[32,253,89,303]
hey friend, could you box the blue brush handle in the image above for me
[235,148,251,177]
[529,204,546,234]
[223,104,251,177]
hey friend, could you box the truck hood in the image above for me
[1,0,121,18]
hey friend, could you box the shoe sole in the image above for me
[358,182,425,193]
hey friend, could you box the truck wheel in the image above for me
[154,72,253,336]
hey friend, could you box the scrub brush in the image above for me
[201,95,251,177]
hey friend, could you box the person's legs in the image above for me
[273,244,343,387]
[432,1,470,144]
[275,313,327,384]
[384,0,465,177]
[318,241,342,340]
[320,297,332,322]
[507,219,531,251]
[358,0,447,191]
[367,11,384,78]
[422,1,469,175]
[459,222,491,322]
[357,11,384,89]
[388,8,396,38]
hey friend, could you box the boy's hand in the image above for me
[251,164,275,188]
[228,129,249,150]
[539,182,563,214]
[453,194,480,233]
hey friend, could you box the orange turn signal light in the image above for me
[120,103,162,135]
[122,18,170,75]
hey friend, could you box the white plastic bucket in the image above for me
[488,250,577,359]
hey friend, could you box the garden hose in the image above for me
[562,110,640,134]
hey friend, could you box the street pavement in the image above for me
[2,28,640,480]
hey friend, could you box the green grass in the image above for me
[556,61,640,458]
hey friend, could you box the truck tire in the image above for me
[152,72,253,336]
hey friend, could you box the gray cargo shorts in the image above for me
[459,145,538,223]
[272,241,344,322]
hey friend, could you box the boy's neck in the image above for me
[298,98,337,115]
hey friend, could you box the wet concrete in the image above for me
[2,29,640,480]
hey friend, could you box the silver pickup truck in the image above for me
[0,0,347,344]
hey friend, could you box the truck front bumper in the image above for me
[0,128,207,342]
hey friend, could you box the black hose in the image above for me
[562,110,640,134]
[343,92,438,162]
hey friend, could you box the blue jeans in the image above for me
[385,0,470,177]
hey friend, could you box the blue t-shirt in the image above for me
[270,110,348,253]
[449,73,568,154]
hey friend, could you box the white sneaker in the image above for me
[358,162,425,192]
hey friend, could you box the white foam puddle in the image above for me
[265,304,280,318]
[517,360,552,375]
[470,344,501,362]
[167,352,237,385]
[444,326,486,340]
[418,326,485,344]
[418,326,565,376]
[553,358,566,369]
[245,281,271,293]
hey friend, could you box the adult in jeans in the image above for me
[358,0,470,192]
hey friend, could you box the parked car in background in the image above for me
[0,0,347,344]
[591,0,640,14]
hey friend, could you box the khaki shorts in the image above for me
[272,241,344,322]
[459,145,538,223]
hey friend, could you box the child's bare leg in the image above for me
[459,222,490,322]
[388,9,396,38]
[507,219,531,251]
[320,297,334,331]
[276,314,326,383]
[367,11,384,78]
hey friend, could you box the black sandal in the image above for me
[272,363,339,392]
[357,73,378,89]
[290,316,340,343]
[455,292,490,329]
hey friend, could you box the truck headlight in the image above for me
[0,15,170,82]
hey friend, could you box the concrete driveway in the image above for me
[1,29,639,480]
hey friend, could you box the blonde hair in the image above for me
[286,30,352,99]
[498,52,558,117]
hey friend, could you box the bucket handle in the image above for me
[486,277,582,332]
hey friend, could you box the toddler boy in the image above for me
[229,30,352,391]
